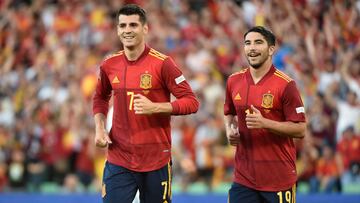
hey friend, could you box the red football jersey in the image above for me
[93,46,199,172]
[224,66,306,191]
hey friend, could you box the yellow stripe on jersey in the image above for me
[275,70,292,81]
[230,68,248,77]
[167,162,172,199]
[275,70,292,80]
[292,184,296,203]
[150,48,167,58]
[149,49,167,60]
[104,50,124,61]
[149,52,166,61]
[274,72,291,82]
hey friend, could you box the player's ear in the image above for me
[268,45,275,56]
[117,24,121,36]
[143,24,148,34]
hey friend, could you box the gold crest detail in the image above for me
[140,73,152,89]
[102,183,106,198]
[261,93,273,109]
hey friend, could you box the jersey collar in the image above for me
[123,45,150,65]
[246,65,276,85]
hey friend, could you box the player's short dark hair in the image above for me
[244,26,276,46]
[117,4,147,24]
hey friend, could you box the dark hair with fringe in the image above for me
[244,26,276,46]
[117,4,147,25]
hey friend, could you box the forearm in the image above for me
[94,113,112,147]
[171,96,199,115]
[94,113,107,130]
[224,115,237,131]
[152,102,173,113]
[324,84,338,109]
[263,119,306,138]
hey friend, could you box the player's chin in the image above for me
[123,40,138,46]
[250,63,262,69]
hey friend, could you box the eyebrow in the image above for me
[118,22,140,26]
[244,39,264,43]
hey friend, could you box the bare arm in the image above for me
[246,105,306,138]
[224,114,236,130]
[324,82,338,109]
[94,113,112,148]
[224,114,240,146]
[133,94,173,114]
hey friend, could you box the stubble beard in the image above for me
[250,61,263,69]
[247,57,265,69]
[247,53,269,69]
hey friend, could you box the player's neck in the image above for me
[250,59,272,84]
[124,43,145,61]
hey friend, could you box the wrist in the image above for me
[153,103,160,113]
[153,102,173,114]
[96,126,106,132]
[263,118,272,129]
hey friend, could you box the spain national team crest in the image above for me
[140,73,152,89]
[261,92,274,109]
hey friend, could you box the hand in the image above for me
[226,124,240,146]
[133,94,156,114]
[95,127,112,148]
[245,105,267,129]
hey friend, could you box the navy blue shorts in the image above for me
[228,182,296,203]
[102,161,172,203]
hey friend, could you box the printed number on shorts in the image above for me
[161,181,168,202]
[277,191,291,203]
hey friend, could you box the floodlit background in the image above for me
[0,0,359,202]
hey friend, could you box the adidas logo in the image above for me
[234,93,241,100]
[112,76,120,84]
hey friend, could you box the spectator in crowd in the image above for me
[310,145,341,193]
[336,126,360,185]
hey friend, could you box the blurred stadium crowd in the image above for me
[0,0,360,194]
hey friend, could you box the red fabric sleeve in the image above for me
[282,81,306,122]
[161,57,199,115]
[224,78,236,115]
[92,67,112,116]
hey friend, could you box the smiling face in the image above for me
[117,14,148,50]
[244,32,275,69]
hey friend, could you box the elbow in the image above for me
[296,131,306,139]
[171,97,199,115]
[192,99,200,114]
[183,97,200,114]
[295,123,307,139]
[183,100,199,115]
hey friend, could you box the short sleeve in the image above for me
[224,78,236,115]
[282,81,306,122]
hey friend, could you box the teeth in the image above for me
[249,53,259,57]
